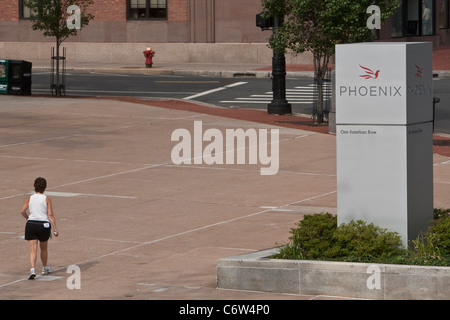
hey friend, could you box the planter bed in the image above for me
[216,248,450,300]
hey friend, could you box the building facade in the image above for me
[381,0,450,45]
[0,0,449,65]
[0,0,268,43]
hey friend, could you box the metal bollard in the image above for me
[433,97,440,132]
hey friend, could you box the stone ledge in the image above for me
[216,248,450,300]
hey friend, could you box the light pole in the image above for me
[268,16,291,115]
[256,12,291,115]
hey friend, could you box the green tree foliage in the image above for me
[262,0,399,58]
[24,0,94,96]
[24,0,94,45]
[261,0,400,121]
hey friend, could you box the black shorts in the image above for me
[25,220,51,242]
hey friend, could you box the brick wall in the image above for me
[0,0,19,20]
[168,0,189,21]
[90,0,126,21]
[0,0,189,22]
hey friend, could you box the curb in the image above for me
[172,70,315,78]
[32,66,174,76]
[434,70,450,78]
[32,65,450,79]
[31,66,315,78]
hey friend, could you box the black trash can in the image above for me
[0,59,9,94]
[8,60,32,95]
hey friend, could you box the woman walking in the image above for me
[21,177,59,279]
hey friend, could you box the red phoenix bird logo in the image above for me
[359,65,380,79]
[415,65,423,78]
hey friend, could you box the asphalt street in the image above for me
[432,77,450,134]
[31,72,333,115]
[31,71,450,134]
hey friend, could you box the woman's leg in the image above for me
[40,241,48,267]
[28,240,38,269]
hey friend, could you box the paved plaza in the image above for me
[0,91,448,300]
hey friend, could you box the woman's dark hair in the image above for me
[34,177,47,193]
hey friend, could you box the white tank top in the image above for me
[28,193,49,222]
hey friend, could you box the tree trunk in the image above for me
[316,78,324,123]
[56,37,61,97]
[313,52,330,124]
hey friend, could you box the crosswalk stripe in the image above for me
[220,85,332,105]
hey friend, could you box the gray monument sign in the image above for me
[336,42,434,247]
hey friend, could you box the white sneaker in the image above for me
[42,266,51,275]
[28,268,36,279]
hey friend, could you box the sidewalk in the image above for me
[30,59,312,78]
[29,44,450,78]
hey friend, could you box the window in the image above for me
[127,0,167,19]
[439,0,449,29]
[391,2,404,37]
[19,0,36,19]
[405,0,434,35]
[392,0,435,36]
[421,0,434,35]
[406,0,420,35]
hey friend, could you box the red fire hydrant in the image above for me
[143,47,155,68]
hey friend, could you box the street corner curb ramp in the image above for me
[216,248,450,300]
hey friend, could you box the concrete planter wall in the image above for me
[216,248,450,300]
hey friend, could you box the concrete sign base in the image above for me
[336,122,433,245]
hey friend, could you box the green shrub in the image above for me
[275,210,450,265]
[330,220,405,263]
[408,233,444,265]
[427,215,450,256]
[433,208,450,220]
[275,213,405,262]
[275,212,337,260]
